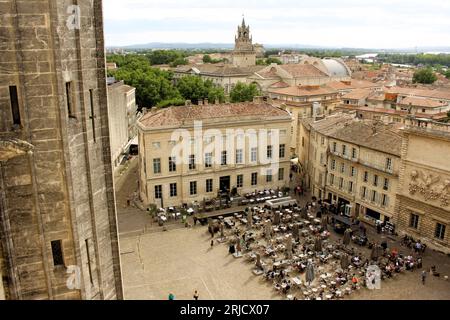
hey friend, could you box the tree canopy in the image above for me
[230,82,261,103]
[107,54,182,109]
[378,53,450,68]
[265,57,283,65]
[444,70,450,79]
[176,76,225,104]
[412,68,437,84]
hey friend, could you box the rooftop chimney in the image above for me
[253,96,263,104]
[185,100,192,106]
[198,100,203,106]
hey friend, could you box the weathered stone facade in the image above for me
[232,18,257,68]
[395,118,450,253]
[299,114,401,224]
[107,79,137,169]
[0,0,123,299]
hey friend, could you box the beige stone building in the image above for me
[137,101,292,208]
[247,61,351,93]
[232,18,257,68]
[268,85,340,155]
[0,0,122,299]
[337,87,450,123]
[173,20,352,96]
[107,79,138,169]
[299,114,402,224]
[173,63,264,94]
[395,117,450,253]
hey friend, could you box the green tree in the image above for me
[413,68,437,84]
[230,82,261,103]
[256,59,266,65]
[207,86,226,104]
[444,70,450,79]
[265,57,283,65]
[176,76,225,104]
[170,57,188,67]
[203,54,212,63]
[108,54,181,108]
[156,98,186,108]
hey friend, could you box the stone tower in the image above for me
[232,18,257,68]
[0,0,123,299]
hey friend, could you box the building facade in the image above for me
[299,114,401,224]
[137,101,292,208]
[107,79,138,169]
[268,85,340,155]
[337,87,450,123]
[232,18,257,68]
[0,0,122,299]
[395,118,450,253]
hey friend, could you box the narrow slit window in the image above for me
[85,239,94,284]
[66,81,75,118]
[89,89,96,142]
[9,86,21,125]
[51,240,64,266]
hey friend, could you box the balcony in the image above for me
[358,159,395,175]
[329,150,358,162]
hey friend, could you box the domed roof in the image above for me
[322,59,351,77]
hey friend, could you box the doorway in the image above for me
[219,176,231,193]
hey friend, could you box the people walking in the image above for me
[168,292,175,300]
[193,290,199,300]
[210,239,214,248]
[421,270,427,285]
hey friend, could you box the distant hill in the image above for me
[108,42,450,54]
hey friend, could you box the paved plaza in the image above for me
[116,158,450,300]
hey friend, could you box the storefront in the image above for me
[360,205,391,225]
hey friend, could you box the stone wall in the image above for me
[107,81,130,169]
[395,126,450,254]
[0,0,122,299]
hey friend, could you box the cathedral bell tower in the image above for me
[232,18,257,67]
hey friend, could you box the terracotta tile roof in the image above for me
[269,81,290,88]
[175,63,264,76]
[268,85,338,97]
[279,64,329,78]
[337,105,448,120]
[139,102,291,128]
[341,88,373,100]
[256,69,280,79]
[398,96,447,108]
[387,87,450,100]
[305,114,402,155]
[326,80,382,90]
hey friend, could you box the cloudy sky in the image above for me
[103,0,450,48]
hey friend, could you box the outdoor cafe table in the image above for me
[292,277,302,286]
